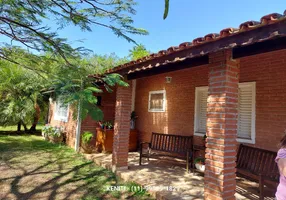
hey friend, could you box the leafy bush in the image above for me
[100,121,114,129]
[42,125,62,137]
[82,131,93,144]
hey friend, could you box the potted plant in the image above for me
[48,126,63,144]
[81,131,95,153]
[106,121,114,130]
[130,111,138,129]
[194,157,205,172]
[42,124,52,141]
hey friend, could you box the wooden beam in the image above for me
[233,36,286,59]
[127,55,208,80]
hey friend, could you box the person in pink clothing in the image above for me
[276,134,286,200]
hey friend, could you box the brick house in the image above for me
[49,11,286,199]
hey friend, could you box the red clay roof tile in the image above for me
[239,21,260,31]
[100,10,286,75]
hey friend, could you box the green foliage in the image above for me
[82,131,94,144]
[129,44,150,60]
[99,121,114,129]
[194,157,205,164]
[0,60,47,127]
[164,0,170,19]
[42,125,62,137]
[49,54,129,122]
[0,135,153,199]
[0,0,148,67]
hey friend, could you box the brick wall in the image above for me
[112,84,132,169]
[240,49,286,150]
[135,49,286,151]
[135,64,209,148]
[48,101,77,148]
[48,88,116,148]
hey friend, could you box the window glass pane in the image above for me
[56,99,68,119]
[150,93,164,110]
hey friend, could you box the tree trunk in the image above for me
[22,121,28,132]
[17,121,21,131]
[30,103,41,131]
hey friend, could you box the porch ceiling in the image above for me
[89,11,286,79]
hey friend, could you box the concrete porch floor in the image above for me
[83,152,275,200]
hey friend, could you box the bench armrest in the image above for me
[140,142,151,149]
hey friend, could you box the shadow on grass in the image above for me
[0,135,151,200]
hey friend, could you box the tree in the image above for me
[0,61,46,131]
[0,48,129,131]
[50,53,128,122]
[128,44,150,60]
[0,0,148,69]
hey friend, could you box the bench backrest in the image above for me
[150,132,193,154]
[237,144,279,181]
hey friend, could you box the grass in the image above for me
[0,135,152,200]
[0,125,44,132]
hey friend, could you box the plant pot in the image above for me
[195,163,205,172]
[48,135,63,144]
[96,128,138,152]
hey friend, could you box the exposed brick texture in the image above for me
[49,89,116,149]
[204,50,239,200]
[48,101,77,148]
[48,49,286,167]
[135,64,209,147]
[240,49,286,151]
[112,84,132,169]
[135,49,286,152]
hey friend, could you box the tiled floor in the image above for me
[84,152,275,200]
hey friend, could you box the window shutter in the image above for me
[198,89,208,132]
[238,85,253,139]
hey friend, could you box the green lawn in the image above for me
[0,125,44,132]
[0,135,151,200]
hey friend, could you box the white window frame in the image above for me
[148,90,166,112]
[54,98,69,122]
[194,86,208,137]
[237,82,256,144]
[194,82,256,144]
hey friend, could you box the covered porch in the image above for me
[84,152,274,200]
[89,12,286,200]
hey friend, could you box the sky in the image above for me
[2,1,286,58]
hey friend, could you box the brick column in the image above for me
[112,83,132,171]
[204,50,239,200]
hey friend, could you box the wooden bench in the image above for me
[139,132,193,172]
[236,144,279,200]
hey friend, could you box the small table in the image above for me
[192,145,206,174]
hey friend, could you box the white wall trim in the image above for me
[148,90,166,112]
[237,82,256,144]
[194,82,256,144]
[194,86,208,136]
